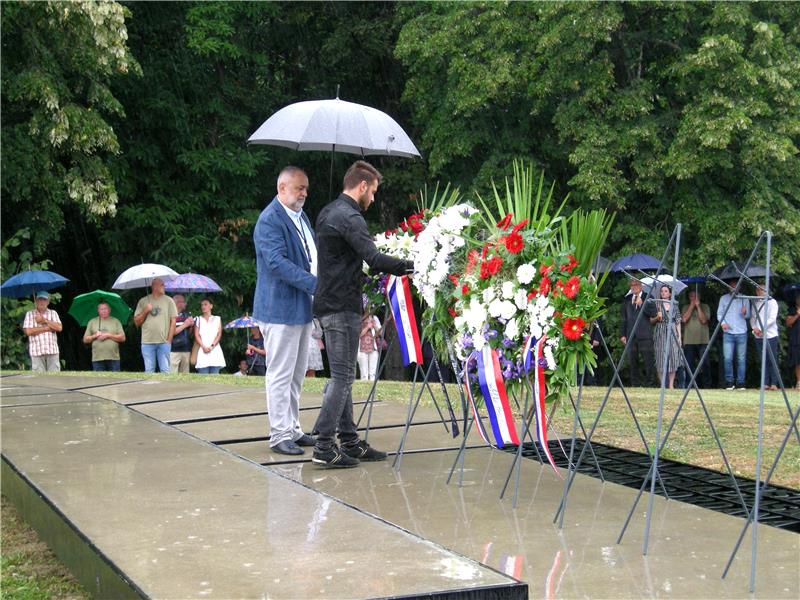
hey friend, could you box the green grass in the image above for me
[0,496,88,600]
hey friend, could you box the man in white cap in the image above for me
[22,291,63,372]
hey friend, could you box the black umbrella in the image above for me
[712,261,775,281]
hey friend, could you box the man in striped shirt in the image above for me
[22,291,63,372]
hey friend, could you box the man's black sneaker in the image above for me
[342,440,387,462]
[311,446,360,469]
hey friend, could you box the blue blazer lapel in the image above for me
[269,198,309,268]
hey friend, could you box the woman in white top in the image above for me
[357,311,382,381]
[194,297,225,374]
[750,284,780,390]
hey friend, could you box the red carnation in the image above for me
[448,273,460,286]
[527,289,538,301]
[511,219,529,234]
[502,232,524,254]
[461,284,470,296]
[480,256,504,280]
[448,307,457,318]
[562,317,586,341]
[408,216,424,235]
[399,221,409,232]
[539,275,551,296]
[466,249,479,274]
[563,275,581,299]
[561,255,578,273]
[496,213,513,230]
[539,264,553,276]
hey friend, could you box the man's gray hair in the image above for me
[277,166,306,186]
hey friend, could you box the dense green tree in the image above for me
[1,0,140,252]
[395,2,800,274]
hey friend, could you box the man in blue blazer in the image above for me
[253,166,318,455]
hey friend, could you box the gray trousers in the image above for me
[260,321,311,447]
[313,312,361,451]
[31,354,60,372]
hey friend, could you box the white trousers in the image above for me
[260,321,311,446]
[356,350,379,381]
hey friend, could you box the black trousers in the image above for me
[683,343,710,388]
[627,336,655,387]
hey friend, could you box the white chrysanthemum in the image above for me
[501,281,515,299]
[498,300,517,321]
[544,346,556,370]
[505,318,519,341]
[516,263,536,285]
[463,299,487,332]
[514,289,529,310]
[473,335,486,351]
[530,322,543,340]
[482,286,496,304]
[488,298,505,319]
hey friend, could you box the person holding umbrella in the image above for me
[133,277,177,373]
[22,291,63,372]
[717,279,750,390]
[83,302,126,371]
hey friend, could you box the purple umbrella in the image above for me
[610,253,661,272]
[164,273,222,294]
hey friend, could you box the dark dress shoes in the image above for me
[272,440,304,455]
[294,433,316,447]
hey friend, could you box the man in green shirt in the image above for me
[134,278,177,373]
[83,302,126,371]
[681,289,711,387]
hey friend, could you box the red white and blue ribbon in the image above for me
[523,335,558,473]
[476,346,520,448]
[386,275,423,366]
[463,354,492,446]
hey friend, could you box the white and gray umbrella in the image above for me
[112,263,179,290]
[639,274,688,297]
[248,97,421,159]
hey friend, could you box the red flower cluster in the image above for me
[480,256,504,280]
[399,210,427,236]
[539,275,552,296]
[561,255,578,273]
[562,317,586,341]
[496,213,513,230]
[556,275,581,300]
[501,232,524,254]
[466,249,480,274]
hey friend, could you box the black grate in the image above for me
[511,440,800,533]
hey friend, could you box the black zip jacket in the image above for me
[314,193,412,317]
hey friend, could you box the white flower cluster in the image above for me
[452,267,557,369]
[373,230,416,261]
[411,204,478,306]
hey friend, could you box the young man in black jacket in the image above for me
[312,160,413,468]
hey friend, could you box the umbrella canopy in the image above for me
[248,98,421,159]
[639,275,688,297]
[0,270,69,299]
[679,276,707,284]
[610,253,661,272]
[164,273,222,294]
[712,261,776,281]
[68,290,132,326]
[777,283,800,305]
[112,264,178,290]
[591,255,613,274]
[224,315,259,330]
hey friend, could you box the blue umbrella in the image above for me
[0,270,69,299]
[680,276,707,284]
[610,253,661,272]
[224,315,259,329]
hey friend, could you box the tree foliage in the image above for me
[395,2,800,274]
[1,0,140,252]
[2,1,798,372]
